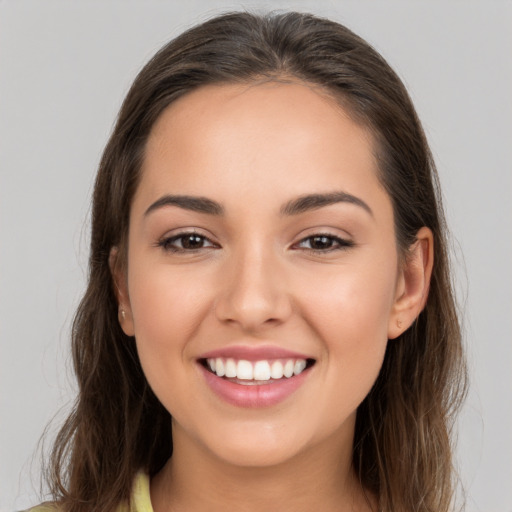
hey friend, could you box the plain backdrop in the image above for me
[1,1,511,511]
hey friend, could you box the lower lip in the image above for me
[200,364,311,408]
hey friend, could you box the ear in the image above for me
[109,246,135,337]
[388,227,434,339]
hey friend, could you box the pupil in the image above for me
[183,235,203,249]
[312,236,331,249]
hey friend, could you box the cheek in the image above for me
[126,261,214,384]
[296,257,397,397]
[129,258,212,333]
[299,255,397,341]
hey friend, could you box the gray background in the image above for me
[1,1,511,511]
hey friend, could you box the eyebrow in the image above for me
[144,191,372,218]
[280,191,373,217]
[144,195,224,216]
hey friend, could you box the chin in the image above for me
[193,419,322,469]
[210,440,303,468]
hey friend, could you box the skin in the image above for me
[112,81,433,511]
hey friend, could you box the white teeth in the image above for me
[225,358,237,378]
[270,361,284,379]
[294,360,307,375]
[283,360,294,378]
[237,360,253,380]
[206,357,309,381]
[253,361,271,380]
[215,358,225,377]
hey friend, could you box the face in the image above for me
[118,82,406,468]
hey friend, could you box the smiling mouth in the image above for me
[200,357,316,384]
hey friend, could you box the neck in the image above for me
[150,424,375,512]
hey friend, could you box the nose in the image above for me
[214,243,293,332]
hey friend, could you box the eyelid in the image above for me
[156,228,219,252]
[291,231,354,252]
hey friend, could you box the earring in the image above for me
[396,319,402,328]
[119,308,126,322]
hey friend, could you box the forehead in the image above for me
[136,81,387,215]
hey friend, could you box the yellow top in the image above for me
[28,473,153,512]
[119,472,153,512]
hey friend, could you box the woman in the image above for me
[37,11,466,512]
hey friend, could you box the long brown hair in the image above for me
[46,11,466,512]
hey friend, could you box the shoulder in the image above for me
[25,472,152,512]
[24,505,59,512]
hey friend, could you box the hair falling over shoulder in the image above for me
[44,11,467,512]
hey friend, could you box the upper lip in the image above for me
[198,345,313,362]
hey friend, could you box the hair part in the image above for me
[45,11,467,512]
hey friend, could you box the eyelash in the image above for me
[293,233,354,253]
[157,231,353,254]
[157,232,217,253]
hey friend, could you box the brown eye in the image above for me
[295,234,353,252]
[181,234,207,249]
[159,232,217,252]
[308,236,335,250]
